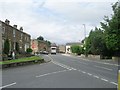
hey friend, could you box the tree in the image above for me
[86,27,109,57]
[37,36,44,41]
[100,1,120,56]
[3,39,10,55]
[71,45,82,55]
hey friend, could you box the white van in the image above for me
[51,47,57,54]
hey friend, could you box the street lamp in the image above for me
[83,24,87,57]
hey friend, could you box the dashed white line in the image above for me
[110,82,118,86]
[93,75,99,79]
[36,70,69,78]
[0,82,16,89]
[87,73,92,76]
[101,78,108,82]
[94,65,113,71]
[81,71,86,74]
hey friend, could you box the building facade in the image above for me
[31,39,49,54]
[58,45,65,53]
[0,19,31,56]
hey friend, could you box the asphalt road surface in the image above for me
[1,54,118,88]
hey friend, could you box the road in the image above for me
[1,54,118,88]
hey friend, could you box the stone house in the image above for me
[0,19,31,57]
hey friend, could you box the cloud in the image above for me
[0,0,116,44]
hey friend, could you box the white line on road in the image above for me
[110,82,118,86]
[94,65,113,71]
[0,82,16,89]
[36,70,69,78]
[101,78,108,82]
[93,75,99,79]
[81,71,86,74]
[87,73,92,76]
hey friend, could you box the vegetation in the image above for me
[37,36,51,47]
[85,1,120,58]
[0,56,43,65]
[71,45,83,55]
[26,48,33,54]
[37,36,44,41]
[3,39,10,56]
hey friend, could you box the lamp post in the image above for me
[83,24,87,57]
[0,22,2,61]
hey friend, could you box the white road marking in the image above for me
[87,73,92,76]
[81,71,86,74]
[94,65,113,71]
[110,82,118,86]
[0,82,16,89]
[48,55,77,70]
[93,75,99,79]
[36,70,69,78]
[101,78,108,82]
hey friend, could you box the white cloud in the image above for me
[0,0,116,44]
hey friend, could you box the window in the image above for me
[21,33,23,40]
[2,27,5,34]
[13,29,15,37]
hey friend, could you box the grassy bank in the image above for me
[0,56,43,65]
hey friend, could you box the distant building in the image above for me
[58,45,65,53]
[31,39,49,54]
[0,19,31,57]
[66,42,83,54]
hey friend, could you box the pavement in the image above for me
[1,54,118,88]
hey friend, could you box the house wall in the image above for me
[1,20,31,56]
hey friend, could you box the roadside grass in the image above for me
[0,56,43,65]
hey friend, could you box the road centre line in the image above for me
[0,82,16,89]
[101,78,108,82]
[48,55,118,86]
[36,70,69,78]
[110,82,118,86]
[94,65,113,71]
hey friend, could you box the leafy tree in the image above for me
[3,39,10,55]
[100,1,120,56]
[37,36,44,41]
[71,45,82,55]
[86,27,109,56]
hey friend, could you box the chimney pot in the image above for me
[13,25,17,29]
[5,19,10,25]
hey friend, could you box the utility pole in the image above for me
[0,22,2,61]
[83,24,87,57]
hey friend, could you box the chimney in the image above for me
[13,25,17,29]
[5,19,10,25]
[20,27,23,31]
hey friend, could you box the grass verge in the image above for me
[0,56,43,65]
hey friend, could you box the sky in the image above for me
[0,0,117,45]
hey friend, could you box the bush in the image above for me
[26,48,33,54]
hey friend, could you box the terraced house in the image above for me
[0,19,31,60]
